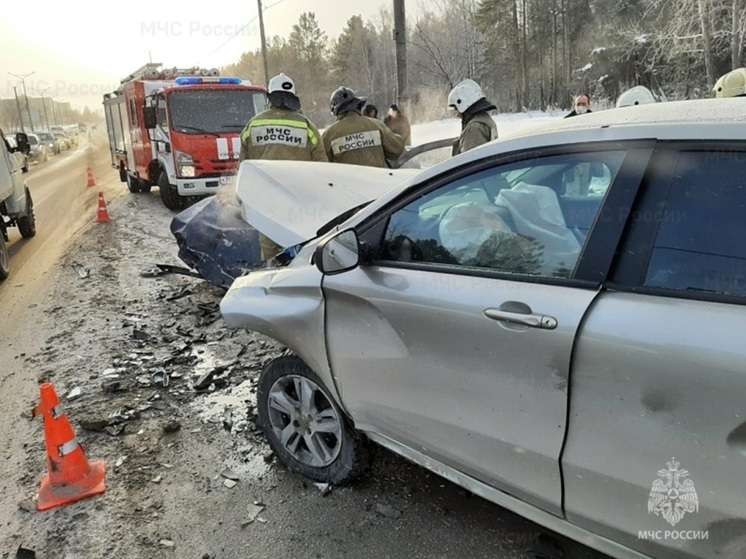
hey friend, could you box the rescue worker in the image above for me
[448,79,498,156]
[239,72,327,261]
[564,93,592,118]
[713,67,746,98]
[322,86,406,167]
[383,103,411,145]
[363,104,379,119]
[616,85,657,107]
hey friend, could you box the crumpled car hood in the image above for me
[234,160,421,247]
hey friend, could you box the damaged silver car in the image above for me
[220,98,746,559]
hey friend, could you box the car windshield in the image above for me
[37,133,54,141]
[27,136,38,145]
[167,89,268,134]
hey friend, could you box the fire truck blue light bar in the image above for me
[174,77,243,86]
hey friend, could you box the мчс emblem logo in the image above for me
[647,458,699,526]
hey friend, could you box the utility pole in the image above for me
[13,86,25,133]
[257,0,270,86]
[33,88,51,130]
[9,72,36,132]
[393,0,409,117]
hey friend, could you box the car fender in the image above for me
[220,242,349,409]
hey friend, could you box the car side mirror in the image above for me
[143,106,157,129]
[16,133,30,155]
[314,229,360,275]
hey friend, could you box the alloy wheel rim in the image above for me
[267,374,342,467]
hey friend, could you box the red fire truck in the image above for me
[103,63,268,210]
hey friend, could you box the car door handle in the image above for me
[483,308,558,330]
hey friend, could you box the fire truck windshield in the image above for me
[167,89,268,135]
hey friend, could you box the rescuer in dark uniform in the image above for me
[321,86,405,168]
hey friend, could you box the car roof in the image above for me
[413,98,746,180]
[496,98,746,144]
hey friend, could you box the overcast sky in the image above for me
[2,0,428,111]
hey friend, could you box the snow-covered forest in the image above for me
[223,0,746,125]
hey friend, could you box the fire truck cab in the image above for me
[103,64,268,210]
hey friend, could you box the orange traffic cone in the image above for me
[96,192,112,223]
[86,168,96,187]
[32,383,106,511]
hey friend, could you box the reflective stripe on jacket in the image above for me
[239,107,327,162]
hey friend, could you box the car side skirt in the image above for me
[364,431,652,559]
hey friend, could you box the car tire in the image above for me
[257,355,369,485]
[158,172,182,211]
[17,188,36,238]
[0,234,9,281]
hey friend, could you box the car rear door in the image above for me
[321,143,652,516]
[562,143,746,559]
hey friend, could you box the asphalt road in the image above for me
[0,133,121,550]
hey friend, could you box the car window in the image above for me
[644,150,746,297]
[377,150,626,278]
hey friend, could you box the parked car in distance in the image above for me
[26,134,48,163]
[34,131,60,155]
[65,128,79,147]
[221,98,746,559]
[4,135,28,173]
[53,132,70,150]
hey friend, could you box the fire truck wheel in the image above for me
[158,172,181,211]
[126,174,142,194]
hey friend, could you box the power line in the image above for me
[197,0,289,66]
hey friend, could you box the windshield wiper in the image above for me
[176,125,220,137]
[219,124,245,130]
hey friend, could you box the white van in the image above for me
[0,130,37,279]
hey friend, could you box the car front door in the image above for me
[321,145,649,515]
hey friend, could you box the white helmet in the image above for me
[447,79,485,113]
[713,68,746,98]
[268,73,296,95]
[616,85,657,108]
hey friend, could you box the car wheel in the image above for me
[0,234,9,281]
[17,188,36,238]
[257,356,369,485]
[158,172,181,211]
